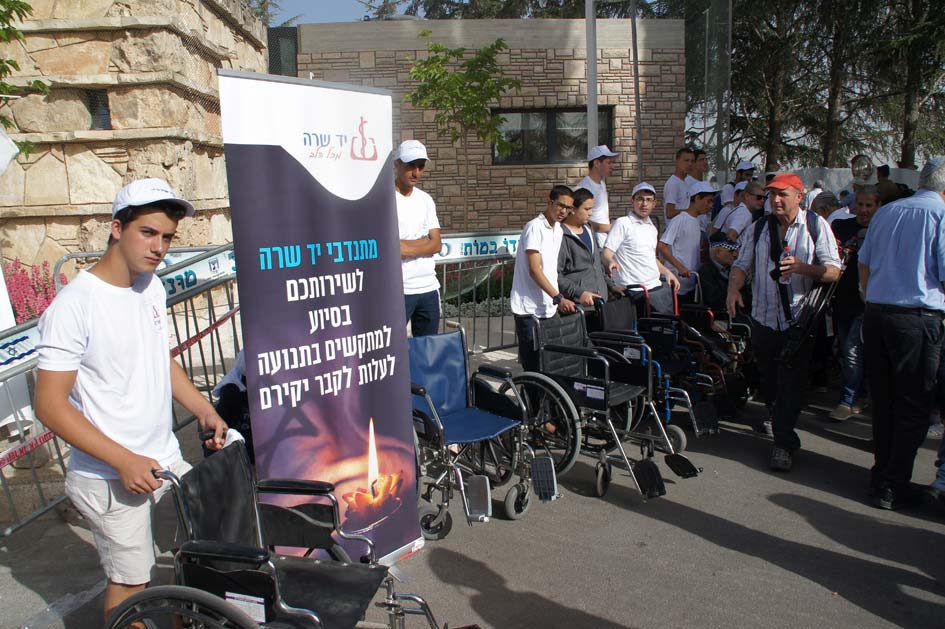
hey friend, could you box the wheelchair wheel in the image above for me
[666,424,687,453]
[510,372,581,476]
[594,462,612,498]
[107,584,259,628]
[418,502,453,540]
[503,483,531,520]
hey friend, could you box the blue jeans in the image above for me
[405,290,440,337]
[836,313,864,406]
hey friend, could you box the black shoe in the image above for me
[873,484,920,511]
[925,486,945,511]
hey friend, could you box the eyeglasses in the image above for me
[749,194,765,200]
[634,197,657,204]
[552,201,575,211]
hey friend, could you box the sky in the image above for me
[272,0,372,25]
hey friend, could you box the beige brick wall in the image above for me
[298,19,685,233]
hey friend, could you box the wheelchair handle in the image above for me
[410,383,427,397]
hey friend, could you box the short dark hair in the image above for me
[571,187,594,208]
[675,147,695,160]
[549,184,574,201]
[691,147,706,160]
[108,201,187,245]
[877,164,890,177]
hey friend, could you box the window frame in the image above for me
[491,106,615,166]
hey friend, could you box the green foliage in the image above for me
[248,0,301,27]
[0,1,50,156]
[407,34,521,152]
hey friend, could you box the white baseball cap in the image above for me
[587,145,618,161]
[689,181,718,197]
[395,140,429,163]
[736,160,755,171]
[632,182,656,197]
[720,186,735,204]
[734,181,748,192]
[111,178,195,218]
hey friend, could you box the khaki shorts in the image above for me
[65,458,192,585]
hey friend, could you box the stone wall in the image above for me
[297,19,685,233]
[0,0,266,272]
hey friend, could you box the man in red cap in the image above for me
[726,173,841,472]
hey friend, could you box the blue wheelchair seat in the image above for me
[408,331,521,446]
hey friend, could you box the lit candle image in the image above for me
[341,418,404,532]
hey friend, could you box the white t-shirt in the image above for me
[577,175,609,248]
[827,207,855,224]
[662,174,689,223]
[713,202,753,238]
[396,187,441,295]
[803,187,822,210]
[37,271,180,480]
[685,176,710,233]
[604,212,661,290]
[659,211,701,295]
[510,214,563,318]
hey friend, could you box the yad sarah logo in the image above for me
[302,116,378,162]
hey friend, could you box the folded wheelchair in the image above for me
[408,329,558,539]
[106,439,439,628]
[511,311,700,499]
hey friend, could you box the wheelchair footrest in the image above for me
[531,455,559,503]
[664,453,701,479]
[455,466,492,523]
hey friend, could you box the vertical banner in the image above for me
[219,71,421,563]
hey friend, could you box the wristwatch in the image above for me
[552,293,563,305]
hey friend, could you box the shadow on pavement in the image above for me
[634,498,944,627]
[427,547,633,629]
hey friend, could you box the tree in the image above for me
[249,0,302,27]
[0,0,49,155]
[407,32,521,225]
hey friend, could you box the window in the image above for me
[86,90,111,130]
[493,108,614,165]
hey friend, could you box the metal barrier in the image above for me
[436,254,515,354]
[0,245,241,536]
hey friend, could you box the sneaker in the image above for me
[851,399,868,414]
[753,419,773,437]
[927,486,945,510]
[770,447,793,472]
[873,483,920,511]
[928,423,945,440]
[829,404,853,422]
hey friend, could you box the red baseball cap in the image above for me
[765,173,804,193]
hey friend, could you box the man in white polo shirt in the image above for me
[395,140,442,337]
[603,182,681,315]
[577,144,618,248]
[659,180,716,302]
[511,185,577,370]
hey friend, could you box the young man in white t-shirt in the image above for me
[685,147,711,233]
[712,180,762,241]
[603,182,681,316]
[510,185,577,370]
[662,147,694,223]
[576,144,618,248]
[659,181,716,302]
[34,178,228,622]
[394,140,442,336]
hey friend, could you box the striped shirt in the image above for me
[734,209,841,330]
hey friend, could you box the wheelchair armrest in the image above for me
[179,540,270,565]
[257,478,335,496]
[476,364,512,380]
[411,383,426,397]
[543,344,600,359]
[589,331,645,344]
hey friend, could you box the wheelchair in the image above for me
[515,311,700,500]
[107,439,439,628]
[594,290,718,446]
[408,329,558,539]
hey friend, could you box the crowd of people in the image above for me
[490,142,945,513]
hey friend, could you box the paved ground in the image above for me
[3,355,944,628]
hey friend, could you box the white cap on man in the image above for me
[395,139,429,163]
[111,178,195,218]
[720,186,735,205]
[689,181,719,197]
[734,181,748,192]
[587,145,618,161]
[632,182,656,197]
[736,160,755,172]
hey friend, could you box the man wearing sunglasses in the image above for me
[395,140,442,337]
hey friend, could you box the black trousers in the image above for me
[863,303,944,490]
[752,320,815,452]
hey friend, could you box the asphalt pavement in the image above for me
[3,356,943,628]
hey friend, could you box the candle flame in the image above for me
[367,418,378,495]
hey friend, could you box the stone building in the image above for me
[296,19,685,232]
[0,0,266,270]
